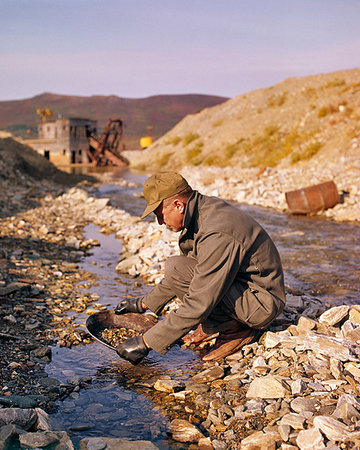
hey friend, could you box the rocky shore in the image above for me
[1,141,360,448]
[124,151,360,223]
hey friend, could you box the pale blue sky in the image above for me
[1,0,359,100]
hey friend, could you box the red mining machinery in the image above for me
[86,118,129,167]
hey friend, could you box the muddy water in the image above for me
[47,169,360,447]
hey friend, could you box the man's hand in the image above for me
[116,335,149,365]
[114,297,146,315]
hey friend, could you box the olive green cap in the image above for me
[141,172,189,219]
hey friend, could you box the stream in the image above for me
[46,169,360,448]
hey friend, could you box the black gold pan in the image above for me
[86,310,157,350]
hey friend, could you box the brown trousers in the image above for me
[144,255,284,334]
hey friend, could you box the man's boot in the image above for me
[182,324,219,346]
[202,323,258,361]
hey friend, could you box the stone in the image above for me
[246,375,290,399]
[83,437,107,450]
[296,427,325,450]
[191,366,224,383]
[19,431,74,449]
[168,419,204,443]
[0,408,38,431]
[31,346,52,360]
[349,306,360,325]
[79,438,159,450]
[153,379,185,393]
[313,415,351,441]
[280,413,305,430]
[35,408,50,431]
[344,362,360,380]
[319,305,349,327]
[185,382,209,393]
[0,424,18,449]
[333,394,360,424]
[284,295,304,312]
[245,399,266,414]
[197,437,213,449]
[330,357,343,379]
[297,316,317,330]
[299,332,359,362]
[278,423,290,441]
[290,397,318,413]
[290,378,307,395]
[115,255,142,274]
[240,430,280,449]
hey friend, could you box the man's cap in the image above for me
[141,172,190,219]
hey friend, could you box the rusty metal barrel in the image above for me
[285,180,340,215]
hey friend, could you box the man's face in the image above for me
[154,200,184,232]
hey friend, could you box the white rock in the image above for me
[296,427,325,450]
[319,305,349,326]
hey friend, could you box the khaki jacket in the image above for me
[144,191,285,354]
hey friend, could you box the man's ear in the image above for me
[173,199,185,213]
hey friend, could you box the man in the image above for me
[115,171,286,364]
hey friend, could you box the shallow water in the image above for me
[47,168,360,447]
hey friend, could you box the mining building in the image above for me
[26,117,97,165]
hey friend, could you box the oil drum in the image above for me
[285,180,340,215]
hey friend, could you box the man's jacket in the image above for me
[143,191,285,354]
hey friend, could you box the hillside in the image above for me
[0,93,228,149]
[0,137,94,217]
[128,68,360,171]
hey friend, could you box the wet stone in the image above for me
[168,419,204,443]
[191,365,224,383]
[0,408,38,430]
[0,424,18,449]
[19,431,73,449]
[153,379,185,393]
[185,382,209,394]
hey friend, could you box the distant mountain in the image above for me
[128,68,360,170]
[0,93,228,149]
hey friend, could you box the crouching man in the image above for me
[115,172,286,364]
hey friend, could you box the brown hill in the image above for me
[128,68,360,171]
[0,93,228,149]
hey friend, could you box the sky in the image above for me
[0,0,359,101]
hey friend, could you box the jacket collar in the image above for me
[182,190,199,232]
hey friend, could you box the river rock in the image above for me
[349,306,360,325]
[168,419,204,443]
[246,375,290,399]
[191,366,224,383]
[297,316,317,330]
[0,408,38,430]
[319,305,349,326]
[19,431,74,449]
[115,255,142,274]
[290,378,307,395]
[290,397,318,413]
[333,394,360,424]
[344,362,360,380]
[312,415,351,441]
[296,427,325,450]
[298,332,359,361]
[0,424,18,449]
[153,379,185,393]
[280,413,305,430]
[79,437,159,449]
[240,430,281,449]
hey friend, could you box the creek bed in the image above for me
[46,169,360,448]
